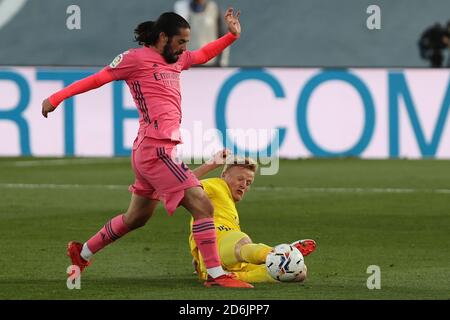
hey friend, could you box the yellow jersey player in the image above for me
[189,150,317,283]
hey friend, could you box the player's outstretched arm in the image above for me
[41,69,114,118]
[191,7,241,65]
[193,149,231,179]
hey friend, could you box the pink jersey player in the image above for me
[42,9,253,288]
[105,41,198,143]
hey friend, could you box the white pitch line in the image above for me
[256,186,411,193]
[255,186,450,194]
[0,183,449,194]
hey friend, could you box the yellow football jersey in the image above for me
[204,178,240,231]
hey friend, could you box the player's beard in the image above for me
[162,42,180,64]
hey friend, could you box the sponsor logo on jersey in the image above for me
[109,54,123,68]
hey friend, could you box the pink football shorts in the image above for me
[128,136,201,215]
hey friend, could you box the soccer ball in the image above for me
[265,243,305,282]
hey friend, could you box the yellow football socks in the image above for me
[240,243,273,264]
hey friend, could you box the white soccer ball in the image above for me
[265,243,305,282]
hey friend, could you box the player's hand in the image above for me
[224,7,241,36]
[207,149,231,166]
[41,98,56,118]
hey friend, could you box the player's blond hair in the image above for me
[221,156,258,176]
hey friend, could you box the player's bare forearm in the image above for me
[192,149,230,179]
[193,163,221,179]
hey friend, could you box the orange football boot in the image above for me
[204,274,254,288]
[67,241,91,273]
[291,239,317,257]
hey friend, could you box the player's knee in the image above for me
[234,236,253,261]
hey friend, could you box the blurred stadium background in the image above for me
[2,0,450,67]
[0,0,449,300]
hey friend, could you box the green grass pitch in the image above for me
[0,157,449,299]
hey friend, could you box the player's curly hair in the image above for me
[134,12,190,45]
